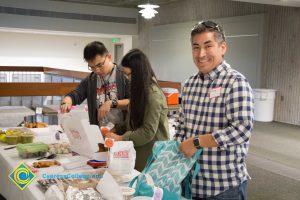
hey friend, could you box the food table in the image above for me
[0,127,58,200]
[0,125,138,200]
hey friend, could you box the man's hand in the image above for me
[179,137,197,158]
[60,96,72,113]
[98,100,112,121]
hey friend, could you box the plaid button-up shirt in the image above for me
[174,61,254,198]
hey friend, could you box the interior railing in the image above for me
[0,66,181,97]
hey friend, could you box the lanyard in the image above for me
[100,66,115,101]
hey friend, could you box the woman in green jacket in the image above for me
[106,49,169,171]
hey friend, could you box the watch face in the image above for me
[111,99,118,108]
[193,137,200,148]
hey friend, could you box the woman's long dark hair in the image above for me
[121,49,157,129]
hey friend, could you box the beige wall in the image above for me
[0,0,138,35]
[137,0,300,125]
[0,0,137,70]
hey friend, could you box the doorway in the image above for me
[114,43,124,65]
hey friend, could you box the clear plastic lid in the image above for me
[16,142,48,153]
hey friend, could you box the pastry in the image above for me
[32,160,61,168]
[25,122,48,128]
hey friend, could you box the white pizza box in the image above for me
[62,115,107,161]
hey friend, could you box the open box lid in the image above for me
[62,115,104,159]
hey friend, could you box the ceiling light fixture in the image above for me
[138,1,159,19]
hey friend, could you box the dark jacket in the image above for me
[67,65,130,125]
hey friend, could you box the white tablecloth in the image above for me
[0,125,138,200]
[0,134,49,200]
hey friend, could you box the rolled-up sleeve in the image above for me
[212,77,254,150]
[173,106,186,142]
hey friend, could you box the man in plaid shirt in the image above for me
[175,20,254,200]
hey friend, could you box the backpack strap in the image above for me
[192,149,202,178]
[129,174,139,188]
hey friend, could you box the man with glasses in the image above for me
[61,41,130,126]
[175,21,254,199]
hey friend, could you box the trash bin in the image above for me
[253,89,276,122]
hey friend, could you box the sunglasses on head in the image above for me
[192,20,225,41]
[193,21,220,32]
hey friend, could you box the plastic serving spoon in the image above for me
[37,153,57,160]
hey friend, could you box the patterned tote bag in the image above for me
[129,140,202,200]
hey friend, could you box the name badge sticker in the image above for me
[209,87,221,98]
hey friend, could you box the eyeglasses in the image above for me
[88,55,107,71]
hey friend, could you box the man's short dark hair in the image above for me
[191,20,226,43]
[83,41,108,61]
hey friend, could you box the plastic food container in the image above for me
[21,134,34,144]
[6,135,19,145]
[3,128,34,144]
[16,142,49,159]
[48,143,71,155]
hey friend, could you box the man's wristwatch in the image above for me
[111,99,118,108]
[193,136,201,149]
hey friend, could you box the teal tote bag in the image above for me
[130,140,202,200]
